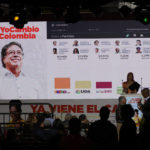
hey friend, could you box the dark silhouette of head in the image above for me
[69,118,81,134]
[53,118,64,130]
[118,96,126,105]
[99,106,110,121]
[79,114,86,121]
[9,100,22,113]
[134,109,139,114]
[142,88,150,99]
[121,104,134,120]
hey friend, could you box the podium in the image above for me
[121,93,143,117]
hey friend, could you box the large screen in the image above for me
[0,20,150,99]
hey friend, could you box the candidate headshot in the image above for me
[94,40,99,46]
[53,41,57,46]
[0,41,41,99]
[136,47,142,53]
[115,48,120,54]
[115,40,120,46]
[73,40,79,46]
[1,42,24,77]
[53,48,57,54]
[95,48,99,53]
[136,40,142,46]
[73,48,79,54]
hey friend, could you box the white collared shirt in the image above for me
[0,69,41,99]
[144,96,150,103]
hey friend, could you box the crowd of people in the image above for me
[0,90,150,150]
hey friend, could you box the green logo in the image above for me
[117,87,123,94]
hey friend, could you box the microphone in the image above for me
[141,77,143,92]
[122,80,124,94]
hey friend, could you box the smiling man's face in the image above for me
[3,45,23,69]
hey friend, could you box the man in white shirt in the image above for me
[0,41,41,99]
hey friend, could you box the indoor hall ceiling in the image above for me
[0,0,150,23]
